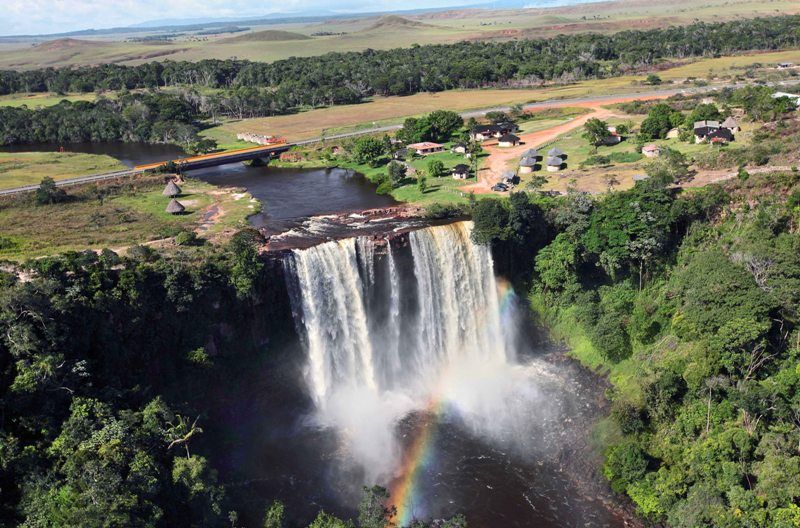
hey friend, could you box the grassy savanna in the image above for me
[1,0,799,69]
[208,82,667,144]
[0,92,100,108]
[517,115,759,194]
[0,151,126,189]
[0,178,257,259]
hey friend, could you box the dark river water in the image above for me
[1,142,397,233]
[5,142,629,527]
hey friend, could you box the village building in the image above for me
[393,148,409,160]
[721,117,740,133]
[642,144,661,158]
[518,156,538,174]
[548,147,565,159]
[498,134,520,148]
[407,142,444,155]
[694,120,735,143]
[469,122,516,141]
[772,92,800,108]
[451,143,467,154]
[602,132,622,145]
[165,199,185,215]
[546,156,564,172]
[236,133,285,146]
[451,164,470,180]
[162,180,181,197]
[520,148,540,160]
[501,171,516,186]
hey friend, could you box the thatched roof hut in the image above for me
[166,199,186,215]
[548,147,564,157]
[163,180,182,197]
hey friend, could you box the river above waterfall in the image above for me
[204,222,634,527]
[2,143,397,234]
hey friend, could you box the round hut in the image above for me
[163,180,182,197]
[166,199,186,215]
[519,156,537,174]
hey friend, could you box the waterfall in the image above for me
[285,221,529,482]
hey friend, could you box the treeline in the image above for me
[471,165,800,524]
[0,92,214,149]
[1,15,799,103]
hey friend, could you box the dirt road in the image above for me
[460,94,673,194]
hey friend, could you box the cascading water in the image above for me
[283,221,598,526]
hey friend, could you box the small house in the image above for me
[451,143,467,154]
[393,148,409,160]
[694,120,722,143]
[407,142,444,156]
[548,147,565,159]
[501,171,516,185]
[451,164,470,180]
[546,156,564,172]
[498,134,520,148]
[519,156,537,174]
[162,180,182,197]
[602,132,622,145]
[721,117,740,133]
[166,199,186,215]
[520,148,540,160]
[642,144,661,158]
[469,122,516,141]
[666,128,681,139]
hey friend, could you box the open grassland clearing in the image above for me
[0,178,257,259]
[209,82,664,144]
[520,116,761,194]
[0,151,126,189]
[0,92,100,108]
[1,0,798,69]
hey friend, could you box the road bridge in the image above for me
[133,143,292,172]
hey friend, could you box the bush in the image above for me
[604,441,648,494]
[609,151,643,163]
[424,202,466,219]
[175,230,202,246]
[35,177,68,205]
[590,311,632,362]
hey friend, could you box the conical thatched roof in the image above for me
[166,199,185,214]
[519,156,537,167]
[548,147,564,157]
[546,156,563,166]
[163,180,182,197]
[521,148,539,158]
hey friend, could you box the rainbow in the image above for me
[389,280,519,526]
[389,399,444,527]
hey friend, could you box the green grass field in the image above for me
[0,151,126,190]
[0,92,100,108]
[0,179,257,259]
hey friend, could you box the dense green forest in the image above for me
[1,15,799,119]
[0,92,213,149]
[472,164,800,525]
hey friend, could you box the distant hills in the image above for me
[220,30,312,43]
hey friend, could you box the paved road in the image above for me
[0,83,753,197]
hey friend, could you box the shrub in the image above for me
[609,151,643,163]
[590,311,632,362]
[424,202,466,219]
[604,441,648,494]
[175,230,202,246]
[35,177,68,205]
